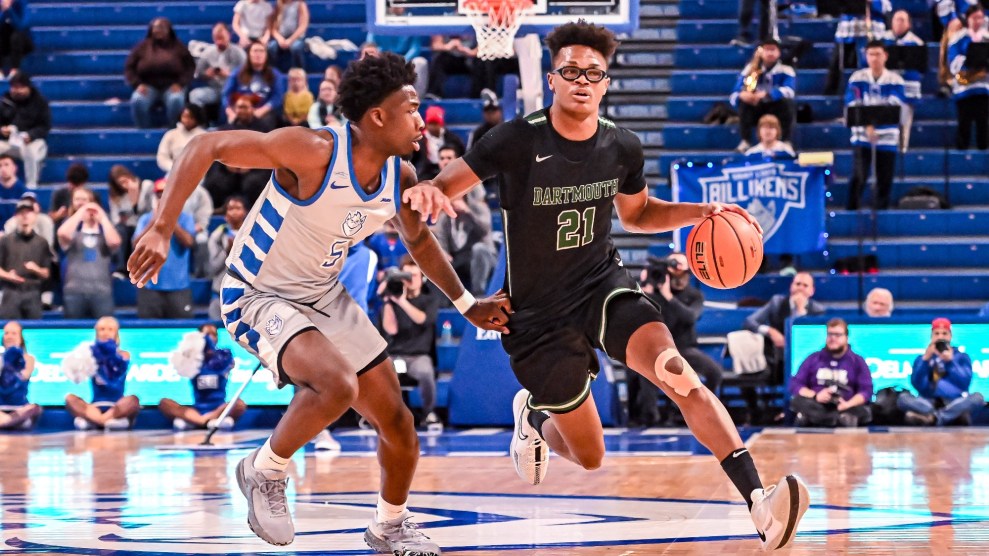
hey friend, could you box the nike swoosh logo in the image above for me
[517,411,529,441]
[732,448,748,458]
[329,182,348,190]
[535,154,553,162]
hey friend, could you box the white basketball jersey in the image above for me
[225,124,401,304]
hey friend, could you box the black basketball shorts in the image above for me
[500,270,663,414]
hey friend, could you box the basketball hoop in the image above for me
[461,0,535,60]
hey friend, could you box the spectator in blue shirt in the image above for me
[729,39,796,152]
[898,318,985,426]
[0,153,25,226]
[132,179,196,318]
[368,220,410,281]
[222,40,286,130]
[947,6,989,150]
[0,0,32,79]
[790,318,873,427]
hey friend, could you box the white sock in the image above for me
[254,438,290,473]
[375,496,407,523]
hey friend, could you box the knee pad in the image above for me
[654,349,704,398]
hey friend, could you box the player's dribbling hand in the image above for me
[403,182,457,223]
[464,289,513,334]
[702,202,764,236]
[128,226,173,287]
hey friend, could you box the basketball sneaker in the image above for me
[749,475,810,550]
[104,418,130,431]
[236,447,294,545]
[364,513,441,555]
[207,417,235,431]
[510,389,549,485]
[73,416,91,430]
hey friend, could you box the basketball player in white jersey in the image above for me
[128,53,511,555]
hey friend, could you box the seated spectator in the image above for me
[948,6,989,150]
[323,64,342,86]
[468,90,503,149]
[63,317,139,431]
[125,17,195,129]
[133,179,195,319]
[865,287,894,317]
[107,166,146,271]
[730,38,795,153]
[367,14,428,97]
[884,10,923,152]
[161,324,247,430]
[48,162,90,225]
[3,191,53,249]
[0,153,25,225]
[898,318,985,425]
[0,0,32,79]
[432,145,496,294]
[283,67,314,126]
[744,114,795,158]
[56,196,119,319]
[233,0,273,48]
[207,195,247,320]
[307,79,341,128]
[825,0,891,95]
[204,96,274,207]
[846,41,906,211]
[0,320,41,430]
[379,255,441,426]
[157,104,208,173]
[427,34,482,99]
[413,106,465,179]
[790,318,873,427]
[268,0,309,72]
[0,197,50,319]
[221,40,286,129]
[190,23,247,120]
[0,72,49,189]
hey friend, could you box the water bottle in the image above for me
[440,320,453,345]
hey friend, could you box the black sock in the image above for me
[720,448,763,510]
[527,410,550,436]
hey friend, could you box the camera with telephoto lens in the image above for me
[383,267,413,297]
[935,340,950,353]
[643,256,672,287]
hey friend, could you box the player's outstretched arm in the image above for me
[403,158,484,222]
[393,162,512,333]
[614,189,764,236]
[128,127,332,287]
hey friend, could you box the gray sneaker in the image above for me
[236,448,294,545]
[364,514,441,555]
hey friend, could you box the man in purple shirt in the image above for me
[790,318,873,427]
[898,318,984,426]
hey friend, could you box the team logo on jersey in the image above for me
[0,490,960,553]
[696,162,807,242]
[264,314,283,336]
[342,210,367,237]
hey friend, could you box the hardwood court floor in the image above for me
[1,427,988,554]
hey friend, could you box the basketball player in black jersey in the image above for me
[406,21,809,550]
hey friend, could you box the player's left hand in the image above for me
[702,202,764,236]
[464,289,513,334]
[403,182,457,223]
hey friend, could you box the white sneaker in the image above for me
[173,418,190,431]
[312,429,341,452]
[509,389,548,485]
[104,418,130,431]
[750,475,810,550]
[207,417,235,431]
[73,417,91,430]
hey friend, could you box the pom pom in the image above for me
[92,339,119,361]
[171,332,206,379]
[203,348,235,375]
[61,342,98,384]
[3,346,25,370]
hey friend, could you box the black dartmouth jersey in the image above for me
[463,108,647,328]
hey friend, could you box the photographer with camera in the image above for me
[379,255,442,426]
[789,318,873,427]
[57,191,121,319]
[632,253,725,425]
[897,318,984,426]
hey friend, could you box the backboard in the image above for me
[368,0,639,36]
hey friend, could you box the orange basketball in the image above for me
[686,211,763,289]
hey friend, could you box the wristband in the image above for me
[452,290,476,314]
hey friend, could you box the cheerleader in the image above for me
[0,321,42,430]
[160,324,247,430]
[63,317,140,430]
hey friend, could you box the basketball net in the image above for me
[461,0,534,60]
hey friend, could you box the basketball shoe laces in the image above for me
[381,516,433,544]
[259,477,289,517]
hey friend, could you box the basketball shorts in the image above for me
[219,274,388,388]
[500,269,663,413]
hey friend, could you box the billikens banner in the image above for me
[672,159,827,254]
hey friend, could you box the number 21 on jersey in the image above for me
[322,240,349,268]
[557,207,595,250]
